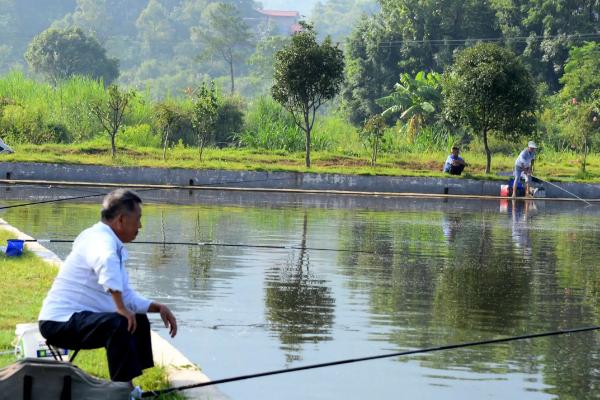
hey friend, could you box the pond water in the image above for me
[1,185,600,400]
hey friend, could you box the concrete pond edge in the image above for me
[0,218,223,400]
[2,161,600,199]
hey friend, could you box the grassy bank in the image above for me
[3,141,600,183]
[0,229,182,399]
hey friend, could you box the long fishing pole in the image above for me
[140,325,600,398]
[0,176,298,211]
[24,238,397,257]
[532,175,593,206]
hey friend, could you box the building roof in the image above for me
[257,9,300,18]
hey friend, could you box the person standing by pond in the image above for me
[443,146,466,175]
[38,189,178,387]
[512,141,537,198]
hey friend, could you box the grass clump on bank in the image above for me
[0,229,182,399]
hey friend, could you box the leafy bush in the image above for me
[239,96,332,152]
[120,124,161,148]
[0,104,61,144]
[215,96,245,147]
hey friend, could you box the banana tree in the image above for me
[377,71,442,141]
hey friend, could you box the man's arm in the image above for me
[148,302,178,338]
[110,290,137,333]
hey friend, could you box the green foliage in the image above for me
[25,27,119,85]
[311,0,379,43]
[90,84,136,157]
[558,94,600,173]
[191,81,219,160]
[120,123,161,148]
[238,96,305,151]
[215,96,244,147]
[559,42,600,103]
[272,22,345,167]
[443,43,538,173]
[377,71,443,141]
[360,114,386,165]
[191,3,254,94]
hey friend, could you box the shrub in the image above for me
[215,96,245,147]
[120,124,161,148]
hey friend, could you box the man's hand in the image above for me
[117,307,137,333]
[160,304,178,338]
[149,302,178,338]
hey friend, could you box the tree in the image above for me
[556,43,600,173]
[135,0,176,58]
[493,0,600,91]
[272,22,345,168]
[90,84,135,157]
[443,43,538,173]
[154,100,181,160]
[360,114,386,166]
[191,3,253,94]
[377,71,443,141]
[25,27,119,85]
[563,95,600,173]
[191,82,218,161]
[342,0,500,125]
[559,42,600,104]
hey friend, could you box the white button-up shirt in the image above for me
[38,222,152,322]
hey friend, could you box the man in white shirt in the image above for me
[512,141,537,198]
[38,189,177,384]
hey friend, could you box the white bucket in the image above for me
[14,323,67,359]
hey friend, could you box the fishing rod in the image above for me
[0,176,298,211]
[532,175,593,206]
[140,325,600,398]
[24,238,398,257]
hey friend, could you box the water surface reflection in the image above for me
[1,186,600,399]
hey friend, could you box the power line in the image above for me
[140,325,600,398]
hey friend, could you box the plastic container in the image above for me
[6,239,24,257]
[14,323,66,359]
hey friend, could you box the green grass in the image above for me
[0,230,183,399]
[4,140,600,183]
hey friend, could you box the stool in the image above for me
[45,341,80,364]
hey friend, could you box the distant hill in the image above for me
[258,0,319,16]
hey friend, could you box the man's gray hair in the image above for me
[101,189,142,221]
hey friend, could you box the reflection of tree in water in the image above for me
[428,212,534,369]
[187,211,215,291]
[264,213,335,363]
[337,212,445,351]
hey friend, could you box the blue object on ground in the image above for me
[5,239,24,256]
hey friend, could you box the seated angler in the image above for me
[443,146,466,175]
[38,189,177,388]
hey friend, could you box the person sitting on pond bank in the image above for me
[443,146,466,175]
[512,141,537,198]
[38,189,177,387]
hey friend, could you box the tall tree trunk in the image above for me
[582,136,588,173]
[162,129,169,160]
[111,133,116,158]
[482,128,491,173]
[304,113,311,168]
[229,61,235,95]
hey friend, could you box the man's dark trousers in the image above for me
[39,311,154,382]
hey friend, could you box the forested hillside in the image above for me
[0,0,598,175]
[0,0,377,97]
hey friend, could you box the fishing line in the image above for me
[140,325,600,398]
[532,176,593,206]
[24,238,398,257]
